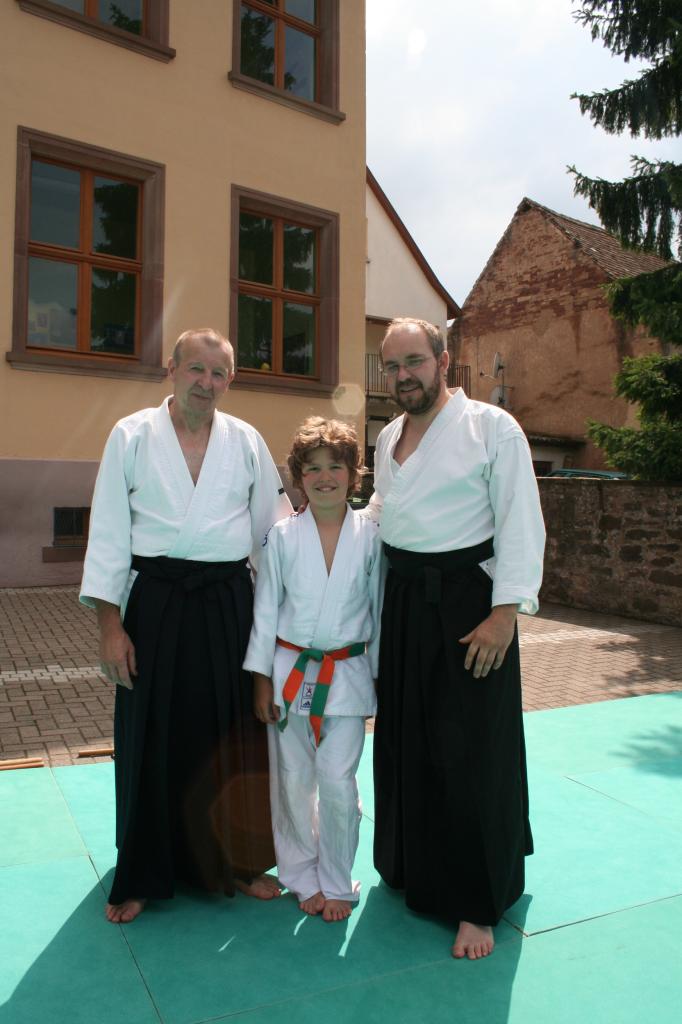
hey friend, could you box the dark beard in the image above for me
[392,366,442,415]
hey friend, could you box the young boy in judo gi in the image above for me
[244,417,383,922]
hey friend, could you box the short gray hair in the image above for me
[171,328,234,372]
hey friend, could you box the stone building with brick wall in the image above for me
[451,198,673,473]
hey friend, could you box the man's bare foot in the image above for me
[322,899,353,922]
[299,891,325,915]
[452,921,494,960]
[105,898,146,924]
[235,874,282,900]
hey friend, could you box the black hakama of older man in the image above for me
[108,555,275,906]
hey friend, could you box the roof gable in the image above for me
[518,197,673,279]
[366,167,460,318]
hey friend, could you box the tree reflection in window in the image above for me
[239,0,317,101]
[52,0,144,34]
[237,208,318,377]
[27,158,140,356]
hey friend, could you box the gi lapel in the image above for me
[310,505,355,648]
[383,394,464,518]
[164,407,228,560]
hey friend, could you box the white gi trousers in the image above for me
[268,714,366,903]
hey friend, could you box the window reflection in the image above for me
[285,0,315,24]
[240,4,275,86]
[53,0,84,12]
[283,302,315,375]
[98,0,142,33]
[284,26,315,100]
[30,162,81,250]
[28,257,78,350]
[283,224,316,293]
[238,294,273,370]
[93,177,138,259]
[239,213,274,284]
[90,269,136,355]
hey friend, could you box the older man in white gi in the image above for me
[80,327,291,923]
[368,317,545,961]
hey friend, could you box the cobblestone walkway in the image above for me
[1,586,681,766]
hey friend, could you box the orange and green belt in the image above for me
[276,637,366,746]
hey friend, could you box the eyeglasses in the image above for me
[381,354,435,377]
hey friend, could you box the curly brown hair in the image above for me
[287,417,364,497]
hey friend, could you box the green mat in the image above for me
[1,693,681,1024]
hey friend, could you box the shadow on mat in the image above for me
[616,721,682,777]
[0,875,529,1024]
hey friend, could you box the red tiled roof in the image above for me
[519,198,674,279]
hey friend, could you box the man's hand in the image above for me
[94,599,137,689]
[459,604,517,679]
[253,673,280,724]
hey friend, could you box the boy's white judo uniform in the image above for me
[244,506,383,904]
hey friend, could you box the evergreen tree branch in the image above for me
[586,418,682,480]
[571,49,682,138]
[573,0,681,61]
[613,352,682,416]
[606,264,682,343]
[568,158,681,258]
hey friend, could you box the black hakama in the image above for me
[108,556,275,905]
[373,540,533,926]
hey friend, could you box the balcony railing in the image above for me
[365,353,470,396]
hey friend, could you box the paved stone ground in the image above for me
[1,586,681,766]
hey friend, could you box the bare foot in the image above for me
[322,899,353,922]
[299,891,326,915]
[235,874,282,900]
[452,921,494,960]
[105,898,146,924]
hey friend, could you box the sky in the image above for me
[366,0,679,307]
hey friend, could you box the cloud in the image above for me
[366,0,679,302]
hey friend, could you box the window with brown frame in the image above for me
[16,0,175,61]
[229,0,343,123]
[230,186,339,396]
[9,127,166,381]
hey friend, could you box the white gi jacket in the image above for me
[367,390,545,615]
[80,397,291,613]
[243,507,383,718]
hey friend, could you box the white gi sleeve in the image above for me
[79,425,135,609]
[243,527,284,677]
[488,431,546,615]
[247,433,293,572]
[362,489,383,524]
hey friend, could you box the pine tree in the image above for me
[568,0,682,481]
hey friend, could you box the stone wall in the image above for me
[538,478,682,626]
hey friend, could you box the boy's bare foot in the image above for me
[105,898,146,923]
[322,899,353,922]
[235,874,282,900]
[452,921,494,960]
[299,891,326,915]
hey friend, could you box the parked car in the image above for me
[544,468,629,480]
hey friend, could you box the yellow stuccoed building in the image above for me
[0,0,367,586]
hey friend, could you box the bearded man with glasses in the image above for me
[366,317,545,961]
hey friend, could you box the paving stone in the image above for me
[1,586,681,765]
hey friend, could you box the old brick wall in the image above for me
[539,478,682,626]
[453,205,663,468]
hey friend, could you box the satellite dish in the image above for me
[489,386,506,407]
[492,352,505,377]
